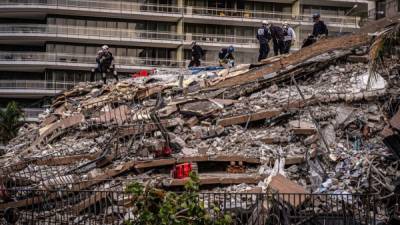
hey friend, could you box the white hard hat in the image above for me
[102,45,109,50]
[262,20,268,25]
[283,21,288,26]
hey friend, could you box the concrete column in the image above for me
[176,0,184,62]
[368,1,376,19]
[292,0,301,19]
[292,0,301,49]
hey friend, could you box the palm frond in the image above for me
[368,23,400,89]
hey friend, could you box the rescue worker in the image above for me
[269,23,285,56]
[312,13,328,38]
[256,20,272,62]
[282,22,296,54]
[90,45,118,84]
[188,41,204,67]
[218,45,235,68]
[302,13,328,48]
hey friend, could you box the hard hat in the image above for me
[262,20,268,25]
[283,21,288,26]
[102,45,109,50]
[312,13,320,19]
[228,45,234,53]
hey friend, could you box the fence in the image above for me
[0,189,398,225]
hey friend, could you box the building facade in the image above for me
[0,0,372,119]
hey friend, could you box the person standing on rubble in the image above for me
[188,41,204,67]
[90,45,118,84]
[269,23,285,56]
[218,45,235,68]
[282,22,296,54]
[256,20,272,62]
[312,13,328,38]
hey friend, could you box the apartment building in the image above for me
[0,0,371,119]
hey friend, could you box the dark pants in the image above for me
[302,36,317,48]
[258,43,270,62]
[188,57,201,67]
[284,40,292,54]
[273,39,285,56]
[91,63,118,84]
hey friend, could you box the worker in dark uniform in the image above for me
[312,13,328,38]
[218,45,235,67]
[90,45,118,84]
[269,23,285,56]
[188,41,204,67]
[257,20,272,61]
[302,13,328,48]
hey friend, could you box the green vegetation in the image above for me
[0,101,24,144]
[125,172,232,225]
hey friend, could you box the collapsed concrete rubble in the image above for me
[1,17,400,225]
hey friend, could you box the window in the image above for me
[398,0,400,12]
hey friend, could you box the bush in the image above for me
[125,172,232,225]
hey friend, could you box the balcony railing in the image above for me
[0,51,185,68]
[0,0,361,27]
[0,80,75,90]
[0,0,183,14]
[0,24,183,42]
[0,24,259,47]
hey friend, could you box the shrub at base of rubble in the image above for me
[0,101,24,145]
[125,172,232,225]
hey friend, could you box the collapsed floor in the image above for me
[1,17,400,225]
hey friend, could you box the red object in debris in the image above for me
[132,70,149,78]
[155,146,172,158]
[172,163,192,179]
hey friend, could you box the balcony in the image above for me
[185,7,360,29]
[0,79,75,97]
[0,24,259,50]
[0,51,185,72]
[0,0,182,22]
[0,24,184,48]
[0,0,361,29]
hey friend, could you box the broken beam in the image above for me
[216,110,281,127]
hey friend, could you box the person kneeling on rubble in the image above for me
[218,45,235,68]
[302,13,328,48]
[90,45,118,84]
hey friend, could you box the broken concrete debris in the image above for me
[1,17,400,224]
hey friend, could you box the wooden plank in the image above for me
[216,110,282,127]
[135,158,176,169]
[164,173,263,187]
[210,155,260,164]
[268,174,308,207]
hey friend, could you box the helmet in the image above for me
[283,21,288,26]
[312,13,320,20]
[262,20,268,25]
[102,45,109,51]
[228,45,234,53]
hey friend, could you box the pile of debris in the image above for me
[1,16,400,225]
